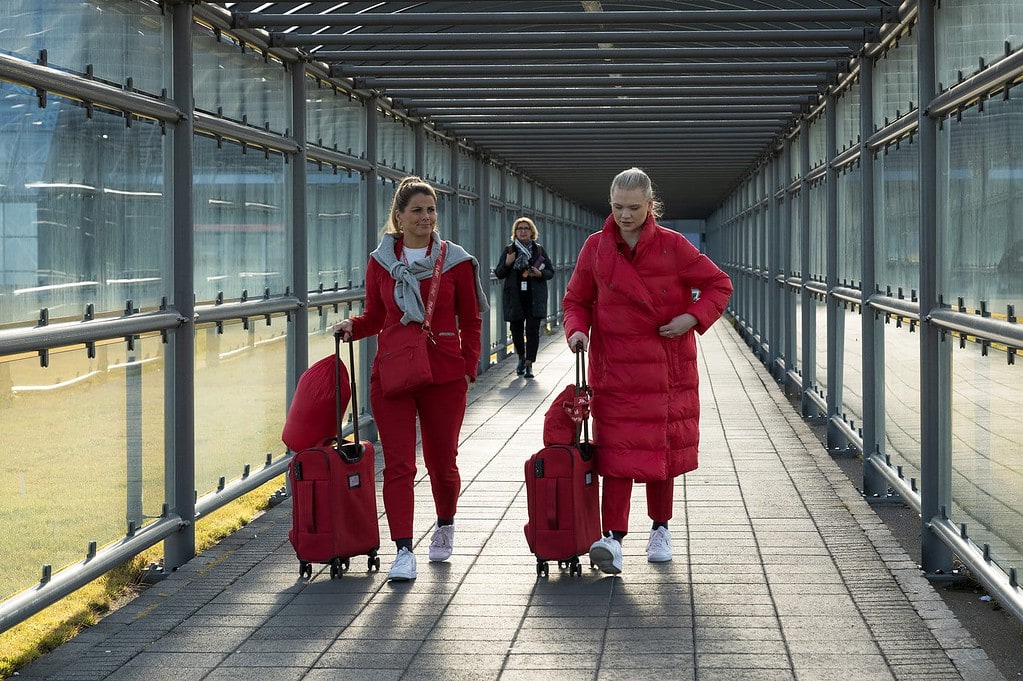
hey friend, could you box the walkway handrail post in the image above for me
[917,0,954,575]
[165,0,197,570]
[859,50,888,498]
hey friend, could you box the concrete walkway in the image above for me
[18,323,1004,681]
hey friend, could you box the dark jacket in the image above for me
[494,240,555,322]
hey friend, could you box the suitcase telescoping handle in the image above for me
[334,331,363,463]
[572,342,593,460]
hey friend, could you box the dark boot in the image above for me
[516,357,526,375]
[524,362,534,378]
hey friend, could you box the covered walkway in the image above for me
[18,324,1003,681]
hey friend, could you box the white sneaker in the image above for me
[387,547,417,581]
[428,524,454,562]
[588,535,623,574]
[646,527,673,562]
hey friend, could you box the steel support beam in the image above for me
[824,93,844,448]
[387,87,823,98]
[311,46,860,62]
[237,9,889,28]
[287,63,309,418]
[395,95,817,107]
[351,74,832,88]
[859,52,888,499]
[165,0,196,572]
[334,61,842,77]
[274,28,872,47]
[917,0,954,577]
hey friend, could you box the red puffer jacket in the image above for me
[563,214,733,481]
[349,243,483,385]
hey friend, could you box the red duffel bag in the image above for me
[282,352,352,452]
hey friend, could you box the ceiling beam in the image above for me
[271,28,874,47]
[307,46,858,62]
[348,74,833,88]
[386,87,821,99]
[332,61,843,77]
[393,96,817,107]
[235,8,890,28]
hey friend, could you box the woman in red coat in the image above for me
[563,167,733,575]
[335,176,488,582]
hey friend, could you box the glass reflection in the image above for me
[0,334,164,600]
[950,339,1023,572]
[194,315,287,497]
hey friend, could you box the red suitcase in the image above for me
[288,333,380,578]
[524,346,601,577]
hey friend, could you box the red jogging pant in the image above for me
[600,476,675,536]
[370,377,468,541]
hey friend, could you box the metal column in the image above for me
[165,0,196,570]
[917,0,954,575]
[860,52,888,498]
[288,62,309,405]
[799,118,815,414]
[476,155,491,373]
[825,93,845,445]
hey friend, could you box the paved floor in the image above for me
[18,323,1005,681]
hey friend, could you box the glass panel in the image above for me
[808,115,826,169]
[192,24,288,135]
[307,163,364,292]
[809,181,826,280]
[874,31,918,129]
[0,334,165,600]
[793,290,803,374]
[193,136,288,304]
[950,340,1023,571]
[458,198,476,257]
[837,80,861,153]
[936,1,1023,93]
[425,133,449,186]
[939,97,1023,313]
[458,148,475,192]
[837,165,863,285]
[0,88,168,326]
[875,140,920,296]
[814,297,827,395]
[194,314,288,496]
[0,0,166,95]
[841,305,864,430]
[377,113,413,173]
[789,190,802,276]
[883,321,922,479]
[306,77,366,159]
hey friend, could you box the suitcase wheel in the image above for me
[299,561,312,579]
[557,558,583,577]
[329,558,343,579]
[536,560,549,578]
[368,553,381,572]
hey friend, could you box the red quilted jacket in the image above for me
[562,214,733,481]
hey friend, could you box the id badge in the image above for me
[520,281,529,291]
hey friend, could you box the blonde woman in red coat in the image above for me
[563,167,733,575]
[334,176,489,582]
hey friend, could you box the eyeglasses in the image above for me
[516,226,531,230]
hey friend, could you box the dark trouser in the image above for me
[510,317,541,362]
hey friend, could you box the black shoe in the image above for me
[516,358,526,375]
[524,363,534,378]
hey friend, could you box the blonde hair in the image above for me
[610,167,664,219]
[510,216,539,241]
[385,176,438,235]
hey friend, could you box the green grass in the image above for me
[0,475,285,679]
